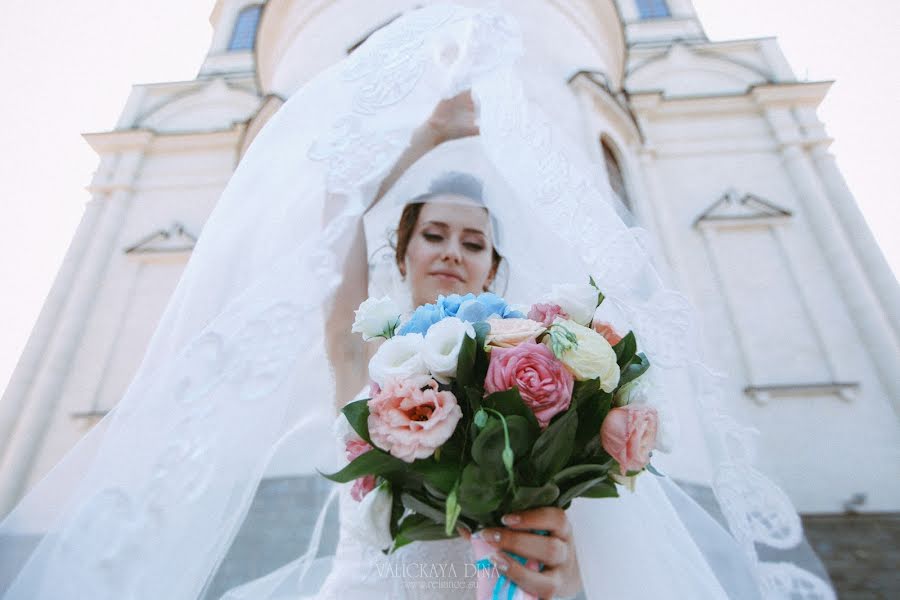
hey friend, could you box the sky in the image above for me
[0,0,897,395]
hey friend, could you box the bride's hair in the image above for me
[391,171,504,292]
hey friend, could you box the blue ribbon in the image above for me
[474,530,549,600]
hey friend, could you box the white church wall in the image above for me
[25,133,242,492]
[632,95,900,512]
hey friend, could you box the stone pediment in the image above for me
[694,190,792,228]
[627,42,770,97]
[124,222,197,256]
[136,78,260,133]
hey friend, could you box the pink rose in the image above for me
[485,317,547,348]
[484,342,574,429]
[344,438,377,501]
[592,321,623,346]
[367,376,462,463]
[527,303,569,328]
[351,476,377,501]
[600,405,658,475]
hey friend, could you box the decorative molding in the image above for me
[694,189,792,229]
[745,382,860,404]
[124,222,198,259]
[70,410,110,430]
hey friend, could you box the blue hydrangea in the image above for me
[397,292,524,335]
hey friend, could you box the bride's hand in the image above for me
[478,508,582,599]
[424,90,479,144]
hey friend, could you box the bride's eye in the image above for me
[422,232,443,243]
[464,242,485,252]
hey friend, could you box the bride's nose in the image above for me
[440,238,463,263]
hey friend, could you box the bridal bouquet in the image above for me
[323,280,660,596]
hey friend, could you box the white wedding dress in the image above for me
[0,5,835,600]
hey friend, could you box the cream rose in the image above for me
[542,283,599,326]
[368,333,428,387]
[351,296,402,341]
[548,319,620,391]
[485,317,547,348]
[423,317,475,384]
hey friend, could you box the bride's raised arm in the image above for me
[324,91,480,411]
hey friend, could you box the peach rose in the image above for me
[485,317,547,348]
[600,405,658,475]
[367,376,462,463]
[484,342,574,428]
[592,321,623,346]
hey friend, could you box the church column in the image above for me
[0,198,104,461]
[805,139,900,339]
[761,107,900,407]
[0,134,151,515]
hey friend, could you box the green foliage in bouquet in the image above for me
[322,295,654,553]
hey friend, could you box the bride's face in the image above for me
[401,198,497,307]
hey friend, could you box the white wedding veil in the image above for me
[0,5,834,599]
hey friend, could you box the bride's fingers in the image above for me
[479,528,569,567]
[501,507,572,541]
[488,552,560,600]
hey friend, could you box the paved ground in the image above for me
[802,513,900,600]
[205,477,898,599]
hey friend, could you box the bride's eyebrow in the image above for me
[422,220,486,237]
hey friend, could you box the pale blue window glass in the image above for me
[228,5,262,51]
[636,0,671,19]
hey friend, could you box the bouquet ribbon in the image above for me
[471,530,549,600]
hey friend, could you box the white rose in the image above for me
[348,480,393,551]
[422,317,475,384]
[543,283,599,326]
[368,333,428,387]
[352,296,402,341]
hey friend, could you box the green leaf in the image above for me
[471,416,533,475]
[588,275,605,305]
[646,463,664,477]
[571,381,613,451]
[445,481,461,536]
[580,480,619,499]
[551,463,610,487]
[458,463,505,514]
[318,450,406,483]
[509,483,560,512]
[391,513,455,552]
[341,399,372,445]
[618,352,650,388]
[530,409,578,484]
[455,327,478,390]
[409,459,458,494]
[401,492,446,524]
[556,475,611,507]
[612,331,637,369]
[481,389,541,437]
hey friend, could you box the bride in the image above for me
[0,5,834,600]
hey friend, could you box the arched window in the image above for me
[601,139,631,210]
[228,4,263,51]
[636,0,671,19]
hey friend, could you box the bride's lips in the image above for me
[429,270,464,283]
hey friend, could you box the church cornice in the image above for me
[629,80,833,117]
[84,125,246,155]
